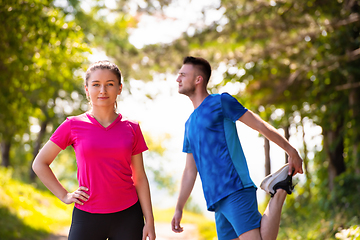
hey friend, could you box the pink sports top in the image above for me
[50,113,148,213]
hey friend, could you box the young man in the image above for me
[171,56,303,240]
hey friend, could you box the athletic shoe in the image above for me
[260,164,294,197]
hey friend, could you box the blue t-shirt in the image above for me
[183,93,256,211]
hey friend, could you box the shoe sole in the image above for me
[260,164,289,194]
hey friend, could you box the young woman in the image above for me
[33,61,156,240]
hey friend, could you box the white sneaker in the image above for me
[260,164,294,197]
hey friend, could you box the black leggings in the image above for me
[68,201,144,240]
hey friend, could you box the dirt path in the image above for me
[43,227,69,240]
[155,223,199,240]
[44,223,199,240]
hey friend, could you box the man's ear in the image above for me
[196,75,203,83]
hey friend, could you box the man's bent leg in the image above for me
[237,228,261,240]
[259,189,287,240]
[238,188,286,240]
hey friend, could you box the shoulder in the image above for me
[120,116,139,125]
[210,93,221,99]
[219,92,242,105]
[204,93,221,104]
[120,117,141,130]
[120,117,145,137]
[220,92,236,101]
[66,113,88,122]
[58,113,89,129]
[208,93,235,102]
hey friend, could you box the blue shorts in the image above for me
[214,187,262,240]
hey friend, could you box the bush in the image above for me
[276,172,360,240]
[0,167,72,240]
[335,225,360,240]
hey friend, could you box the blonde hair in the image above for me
[85,60,122,86]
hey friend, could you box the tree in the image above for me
[60,0,178,83]
[0,0,89,170]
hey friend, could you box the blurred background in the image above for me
[1,0,360,239]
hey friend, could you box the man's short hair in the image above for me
[183,56,212,83]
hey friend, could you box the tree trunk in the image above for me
[348,76,360,174]
[324,127,346,191]
[301,118,311,196]
[264,138,271,176]
[345,0,360,173]
[284,125,290,163]
[29,119,49,181]
[0,140,11,167]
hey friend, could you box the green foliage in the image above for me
[0,206,48,240]
[0,167,72,240]
[0,0,89,170]
[62,0,175,82]
[335,225,360,240]
[277,171,360,240]
[46,147,78,191]
[184,196,203,215]
[1,1,360,239]
[330,173,360,219]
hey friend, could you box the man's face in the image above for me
[176,64,197,96]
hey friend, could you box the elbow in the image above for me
[32,157,42,175]
[32,160,38,175]
[133,174,148,188]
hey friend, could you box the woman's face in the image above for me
[85,69,122,109]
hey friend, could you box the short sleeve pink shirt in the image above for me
[50,113,148,214]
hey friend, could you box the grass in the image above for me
[0,167,72,240]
